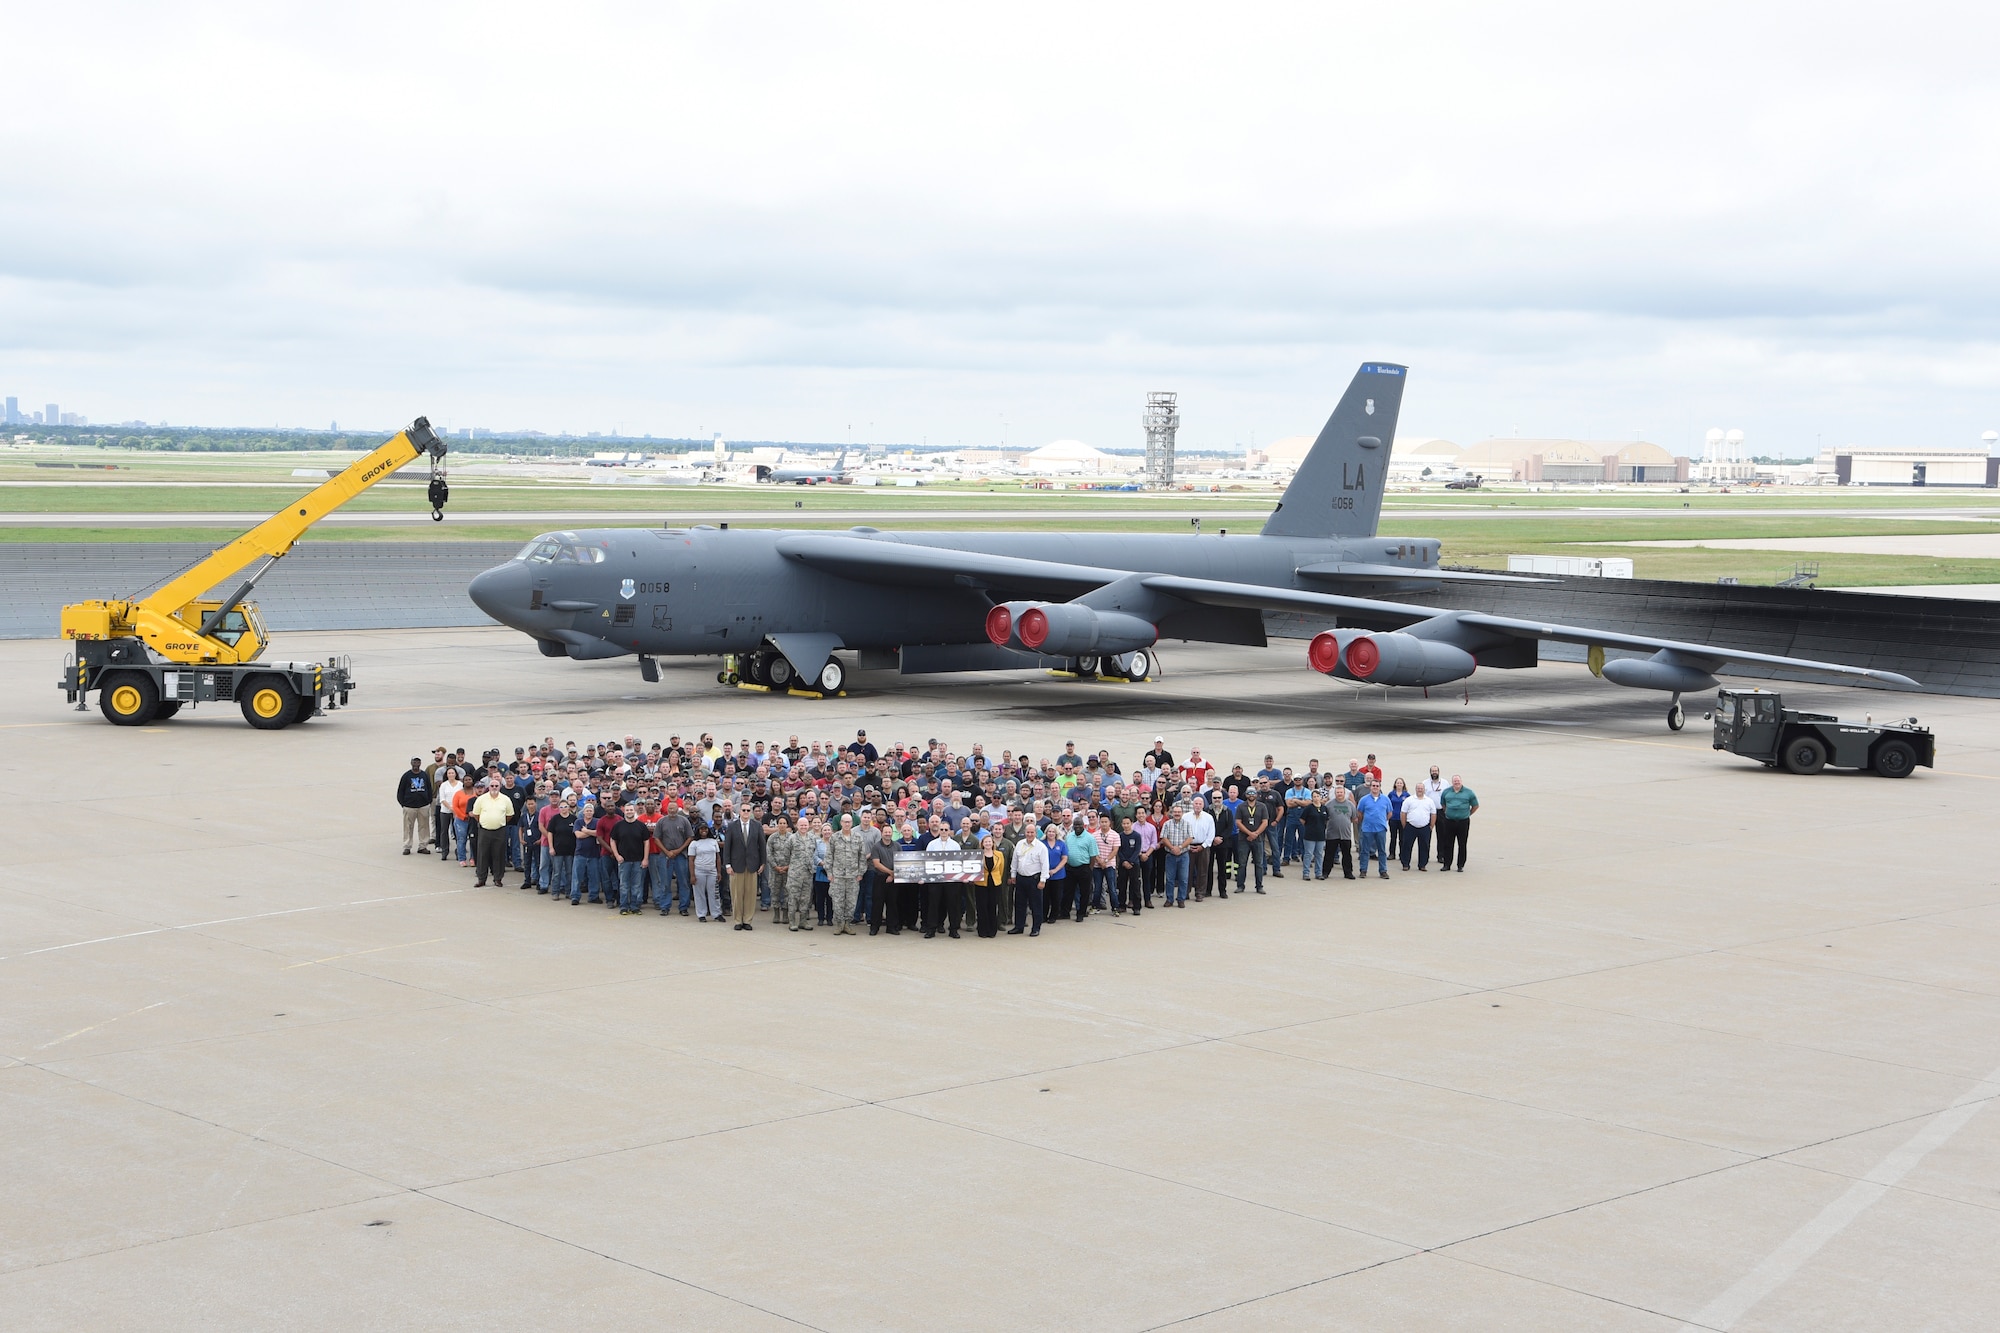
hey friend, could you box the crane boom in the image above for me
[141,419,447,617]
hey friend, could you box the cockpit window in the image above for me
[519,533,606,565]
[210,609,251,647]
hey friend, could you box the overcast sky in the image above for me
[2,2,1995,454]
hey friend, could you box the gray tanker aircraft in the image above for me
[469,362,1918,729]
[758,446,852,485]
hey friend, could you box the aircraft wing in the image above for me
[774,535,1918,691]
[1295,562,1550,585]
[774,533,1120,598]
[1142,574,1920,690]
[1448,610,1921,688]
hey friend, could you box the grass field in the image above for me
[5,445,1999,588]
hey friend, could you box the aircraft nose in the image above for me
[469,562,529,625]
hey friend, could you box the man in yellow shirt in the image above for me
[470,777,516,888]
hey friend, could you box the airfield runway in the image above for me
[3,632,1996,1330]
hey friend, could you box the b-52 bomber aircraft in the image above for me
[469,362,1918,728]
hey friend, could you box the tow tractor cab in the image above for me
[1711,688,1933,778]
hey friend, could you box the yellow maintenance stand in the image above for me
[60,417,448,729]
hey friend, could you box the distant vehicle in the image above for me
[1443,475,1483,490]
[758,446,852,485]
[1710,688,1932,777]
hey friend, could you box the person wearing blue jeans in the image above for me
[570,802,603,903]
[1161,803,1193,907]
[653,806,695,913]
[1355,782,1394,880]
[1283,782,1311,864]
[608,803,653,915]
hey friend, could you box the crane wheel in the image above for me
[154,701,183,720]
[240,677,298,730]
[99,673,160,726]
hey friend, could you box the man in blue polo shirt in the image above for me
[1355,780,1395,880]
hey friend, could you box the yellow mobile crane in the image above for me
[60,418,449,729]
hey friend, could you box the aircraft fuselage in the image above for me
[469,526,1445,661]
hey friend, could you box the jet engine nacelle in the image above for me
[1600,653,1718,693]
[984,601,1043,651]
[1013,603,1158,657]
[1308,629,1476,687]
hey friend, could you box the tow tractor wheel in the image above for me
[1666,701,1685,731]
[1781,734,1827,775]
[816,658,845,694]
[1873,739,1917,779]
[100,672,159,726]
[1124,649,1152,682]
[768,656,795,689]
[240,676,298,730]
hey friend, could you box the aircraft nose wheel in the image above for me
[1666,697,1685,731]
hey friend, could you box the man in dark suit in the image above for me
[721,802,767,930]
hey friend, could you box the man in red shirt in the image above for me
[1180,747,1214,790]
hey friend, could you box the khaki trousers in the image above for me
[731,871,758,923]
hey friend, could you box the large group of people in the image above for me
[392,728,1482,939]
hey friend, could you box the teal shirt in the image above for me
[1438,786,1478,819]
[1066,830,1098,867]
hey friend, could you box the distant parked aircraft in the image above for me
[758,447,852,485]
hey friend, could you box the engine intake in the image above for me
[1012,602,1157,657]
[1308,630,1475,687]
[985,601,1042,650]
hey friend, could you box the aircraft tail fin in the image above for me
[1260,362,1406,540]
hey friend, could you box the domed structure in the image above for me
[1023,439,1118,473]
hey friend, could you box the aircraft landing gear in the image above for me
[767,655,795,689]
[743,652,771,687]
[1121,648,1153,682]
[1076,656,1101,678]
[1667,694,1685,732]
[815,658,846,694]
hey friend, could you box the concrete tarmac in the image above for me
[3,631,1997,1331]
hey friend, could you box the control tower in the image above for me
[1143,392,1179,489]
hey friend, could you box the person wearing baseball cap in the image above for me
[396,757,436,855]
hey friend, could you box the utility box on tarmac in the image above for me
[1711,687,1933,778]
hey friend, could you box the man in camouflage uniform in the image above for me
[827,812,865,936]
[786,817,821,930]
[767,814,798,926]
